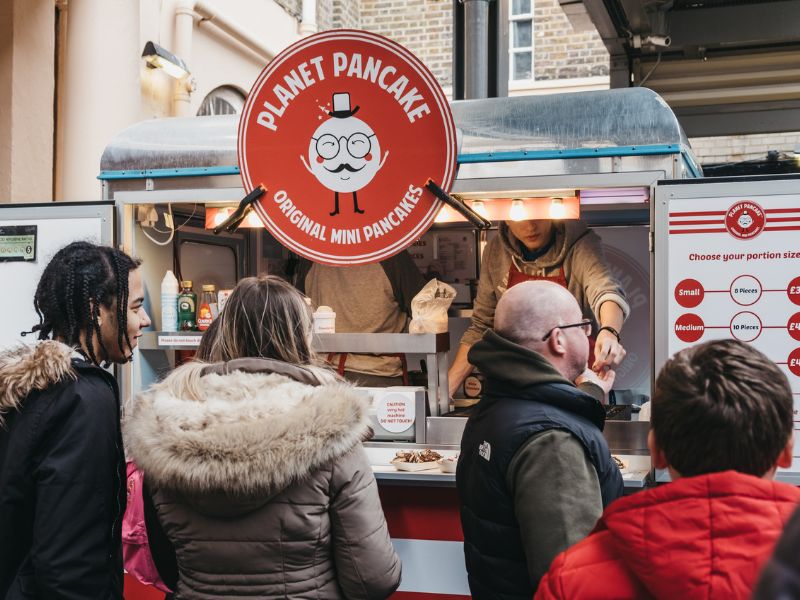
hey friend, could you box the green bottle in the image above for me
[178,280,197,331]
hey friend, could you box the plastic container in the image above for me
[178,281,197,331]
[197,284,218,331]
[313,305,336,333]
[160,270,179,332]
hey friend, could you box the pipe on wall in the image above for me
[299,0,318,35]
[172,0,279,116]
[463,0,491,99]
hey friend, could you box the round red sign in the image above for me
[724,200,766,240]
[674,313,705,343]
[674,278,704,308]
[238,30,457,265]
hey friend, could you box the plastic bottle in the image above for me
[178,281,197,331]
[197,284,218,331]
[160,270,179,332]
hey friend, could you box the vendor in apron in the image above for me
[448,219,629,397]
[296,250,426,386]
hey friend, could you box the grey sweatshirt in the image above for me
[461,221,630,347]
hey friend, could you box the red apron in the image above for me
[326,352,409,385]
[507,263,597,367]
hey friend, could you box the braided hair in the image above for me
[23,241,142,366]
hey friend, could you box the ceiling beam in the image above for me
[667,1,800,49]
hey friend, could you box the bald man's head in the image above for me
[496,281,581,346]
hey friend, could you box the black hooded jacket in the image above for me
[457,330,623,600]
[0,341,125,600]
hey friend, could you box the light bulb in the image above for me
[509,199,526,222]
[550,198,566,219]
[435,206,451,223]
[213,208,231,227]
[471,200,490,219]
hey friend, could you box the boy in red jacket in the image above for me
[535,339,799,600]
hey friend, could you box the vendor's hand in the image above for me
[592,329,626,372]
[576,368,616,400]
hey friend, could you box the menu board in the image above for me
[664,192,800,467]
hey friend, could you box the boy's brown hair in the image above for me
[652,339,793,477]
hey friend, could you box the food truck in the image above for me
[3,36,800,598]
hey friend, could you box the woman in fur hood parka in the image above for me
[124,275,401,600]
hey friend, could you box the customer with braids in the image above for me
[0,241,151,600]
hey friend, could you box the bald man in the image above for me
[456,280,624,600]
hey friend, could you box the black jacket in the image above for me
[457,331,623,600]
[0,341,125,600]
[753,504,800,600]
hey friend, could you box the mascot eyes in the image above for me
[313,133,374,160]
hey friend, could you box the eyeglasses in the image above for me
[541,319,592,341]
[313,133,375,160]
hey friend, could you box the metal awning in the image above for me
[565,0,800,136]
[100,87,698,177]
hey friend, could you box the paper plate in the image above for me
[392,461,441,472]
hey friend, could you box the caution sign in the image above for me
[238,29,457,265]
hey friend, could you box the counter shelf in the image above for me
[365,441,651,490]
[139,330,451,420]
[312,332,450,417]
[137,331,202,349]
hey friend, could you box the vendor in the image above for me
[448,218,629,397]
[296,250,425,386]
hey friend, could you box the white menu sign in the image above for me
[667,193,800,462]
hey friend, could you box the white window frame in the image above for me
[509,0,534,82]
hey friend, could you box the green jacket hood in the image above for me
[468,329,575,388]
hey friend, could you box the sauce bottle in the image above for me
[160,270,179,332]
[178,281,197,331]
[197,284,218,331]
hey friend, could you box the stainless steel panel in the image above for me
[312,332,449,353]
[427,416,468,446]
[602,421,651,455]
[427,415,651,454]
[451,88,693,153]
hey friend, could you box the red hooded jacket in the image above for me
[535,471,800,600]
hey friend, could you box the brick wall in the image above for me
[690,132,800,164]
[533,0,608,80]
[359,0,453,95]
[302,0,359,32]
[333,0,361,29]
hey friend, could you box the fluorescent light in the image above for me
[142,41,190,80]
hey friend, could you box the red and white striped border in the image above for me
[668,207,800,235]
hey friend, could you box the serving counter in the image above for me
[138,328,652,599]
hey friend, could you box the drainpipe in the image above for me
[299,0,318,36]
[172,0,279,116]
[173,0,195,117]
[463,0,491,99]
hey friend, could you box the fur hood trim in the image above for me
[0,341,76,423]
[124,360,372,499]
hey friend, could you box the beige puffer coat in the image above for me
[124,358,401,599]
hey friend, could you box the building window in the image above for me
[197,86,246,116]
[510,0,533,81]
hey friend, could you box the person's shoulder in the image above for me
[480,233,510,266]
[538,529,629,598]
[53,363,118,420]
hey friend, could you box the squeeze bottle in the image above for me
[161,270,179,332]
